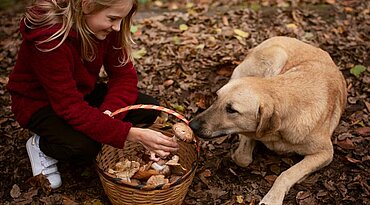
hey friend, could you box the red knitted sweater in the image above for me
[7,20,139,148]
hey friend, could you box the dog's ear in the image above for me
[256,102,281,137]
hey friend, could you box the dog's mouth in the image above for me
[212,129,239,137]
[193,129,213,139]
[189,120,240,139]
[195,129,238,139]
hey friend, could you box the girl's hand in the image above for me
[126,127,179,161]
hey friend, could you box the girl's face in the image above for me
[82,0,133,40]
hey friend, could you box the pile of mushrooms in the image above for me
[107,122,194,187]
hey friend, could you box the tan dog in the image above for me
[189,36,347,205]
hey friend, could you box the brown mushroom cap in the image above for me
[172,122,194,143]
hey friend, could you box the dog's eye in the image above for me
[226,104,238,114]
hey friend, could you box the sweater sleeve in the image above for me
[30,43,130,148]
[99,33,139,119]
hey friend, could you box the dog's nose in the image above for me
[189,120,201,132]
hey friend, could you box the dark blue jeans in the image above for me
[28,84,159,165]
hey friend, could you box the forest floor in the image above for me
[0,0,369,204]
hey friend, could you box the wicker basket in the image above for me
[95,105,199,205]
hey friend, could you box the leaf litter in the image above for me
[0,0,369,204]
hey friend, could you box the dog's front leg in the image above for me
[231,134,256,167]
[259,149,333,205]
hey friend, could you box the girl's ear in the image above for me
[81,0,92,14]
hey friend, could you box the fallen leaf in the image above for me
[222,16,229,26]
[26,174,52,195]
[132,47,147,59]
[179,24,189,31]
[316,190,328,197]
[199,170,211,187]
[163,79,174,86]
[207,187,228,200]
[282,158,294,166]
[364,101,370,112]
[84,199,104,205]
[354,127,370,136]
[186,2,194,8]
[270,164,281,175]
[172,36,181,44]
[234,35,246,45]
[202,169,212,177]
[216,66,233,76]
[10,184,21,198]
[250,2,261,12]
[196,43,205,49]
[153,0,163,7]
[296,190,311,200]
[286,23,297,29]
[345,156,362,163]
[236,195,244,203]
[0,76,8,84]
[264,175,277,185]
[170,103,185,112]
[233,29,249,38]
[337,132,352,140]
[350,65,366,78]
[325,0,336,4]
[336,138,355,149]
[63,196,79,205]
[196,97,206,109]
[130,25,138,33]
[344,7,353,12]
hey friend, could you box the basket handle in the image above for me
[113,104,201,152]
[111,104,190,124]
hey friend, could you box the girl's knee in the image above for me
[70,140,101,164]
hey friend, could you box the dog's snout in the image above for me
[189,120,201,132]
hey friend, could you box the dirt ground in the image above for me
[0,0,369,204]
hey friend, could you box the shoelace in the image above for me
[39,152,59,175]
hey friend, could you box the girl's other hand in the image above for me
[126,127,179,160]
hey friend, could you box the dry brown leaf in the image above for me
[296,190,311,200]
[264,175,277,185]
[10,184,21,199]
[354,127,370,136]
[336,138,356,150]
[26,174,52,195]
[345,156,362,163]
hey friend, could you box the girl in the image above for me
[7,0,178,189]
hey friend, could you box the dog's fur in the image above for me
[189,36,347,205]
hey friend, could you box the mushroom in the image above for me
[165,155,187,176]
[151,155,187,176]
[132,169,159,180]
[108,159,140,182]
[146,174,169,186]
[172,122,194,143]
[151,159,171,176]
[147,123,193,162]
[132,161,160,180]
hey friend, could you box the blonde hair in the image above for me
[25,0,138,64]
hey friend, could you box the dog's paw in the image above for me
[258,201,282,205]
[231,153,252,167]
[259,194,283,205]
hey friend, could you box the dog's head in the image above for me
[189,78,281,139]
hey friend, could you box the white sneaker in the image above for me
[26,134,62,189]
